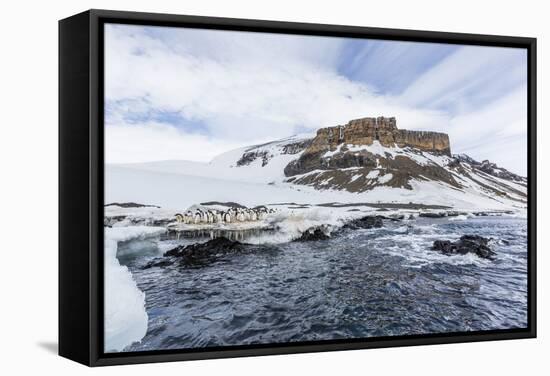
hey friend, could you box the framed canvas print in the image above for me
[59,9,536,366]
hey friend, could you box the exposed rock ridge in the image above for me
[307,116,450,157]
[283,116,453,185]
[453,154,526,185]
[236,138,312,167]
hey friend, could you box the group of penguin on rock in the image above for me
[175,206,274,225]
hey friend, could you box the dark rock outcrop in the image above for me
[431,235,496,259]
[143,237,251,268]
[294,228,330,241]
[344,215,384,230]
[282,116,461,193]
[454,154,526,185]
[284,116,451,180]
[419,211,466,218]
[281,139,312,155]
[235,138,312,168]
[302,116,451,158]
[236,150,271,167]
[419,212,447,218]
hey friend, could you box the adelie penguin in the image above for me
[174,205,275,225]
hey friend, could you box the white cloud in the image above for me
[105,122,248,164]
[105,25,448,138]
[104,24,528,176]
[448,86,527,175]
[400,45,527,113]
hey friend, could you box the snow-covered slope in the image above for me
[284,140,526,208]
[107,134,527,213]
[115,134,312,184]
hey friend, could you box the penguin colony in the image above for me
[175,206,274,224]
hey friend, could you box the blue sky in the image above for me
[104,24,527,175]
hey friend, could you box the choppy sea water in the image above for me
[119,217,528,352]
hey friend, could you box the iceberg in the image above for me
[104,226,165,352]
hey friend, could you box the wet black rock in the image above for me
[344,215,384,230]
[419,212,446,218]
[473,210,514,217]
[143,237,251,268]
[419,211,466,218]
[431,235,496,259]
[142,259,173,269]
[294,228,330,241]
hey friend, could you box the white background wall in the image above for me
[0,0,547,374]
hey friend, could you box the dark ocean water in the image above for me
[120,216,528,352]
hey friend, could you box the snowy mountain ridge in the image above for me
[110,130,526,213]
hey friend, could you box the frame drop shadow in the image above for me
[37,341,58,355]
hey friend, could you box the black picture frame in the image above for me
[59,9,537,367]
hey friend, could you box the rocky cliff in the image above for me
[199,116,526,205]
[277,116,526,202]
[115,125,528,211]
[300,116,450,158]
[284,116,451,180]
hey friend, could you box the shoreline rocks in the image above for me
[294,228,331,242]
[344,215,384,230]
[143,237,252,268]
[431,235,496,259]
[419,211,466,218]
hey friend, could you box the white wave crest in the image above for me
[245,209,350,244]
[375,227,492,268]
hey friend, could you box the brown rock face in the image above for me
[309,116,450,156]
[284,116,451,177]
[277,117,525,201]
[394,130,450,155]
